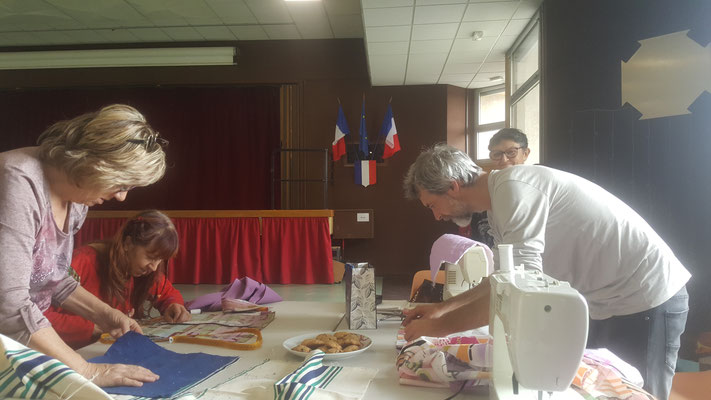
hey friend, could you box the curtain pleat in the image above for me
[261,217,333,284]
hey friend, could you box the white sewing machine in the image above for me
[443,246,490,300]
[489,245,589,399]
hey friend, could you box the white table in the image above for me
[78,300,487,399]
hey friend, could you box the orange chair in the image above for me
[410,269,446,300]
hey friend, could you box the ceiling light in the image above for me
[0,47,236,70]
[471,31,484,41]
[489,76,504,82]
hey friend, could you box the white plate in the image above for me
[283,332,372,360]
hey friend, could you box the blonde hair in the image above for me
[37,104,166,191]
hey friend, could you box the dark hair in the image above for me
[488,128,528,149]
[96,210,179,318]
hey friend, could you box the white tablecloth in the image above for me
[78,300,487,399]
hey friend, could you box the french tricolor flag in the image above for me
[379,103,401,159]
[332,104,350,161]
[355,160,376,187]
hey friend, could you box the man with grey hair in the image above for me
[402,143,690,400]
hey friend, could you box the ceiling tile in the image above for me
[457,20,508,38]
[440,72,474,81]
[414,4,466,24]
[205,0,258,24]
[63,29,113,44]
[323,0,361,15]
[245,0,292,24]
[228,25,269,40]
[31,30,78,45]
[448,51,489,64]
[162,26,205,41]
[94,28,141,43]
[469,81,497,89]
[502,19,530,36]
[494,35,517,50]
[287,1,333,39]
[126,1,189,26]
[369,54,407,85]
[405,73,440,85]
[368,41,409,55]
[409,39,452,54]
[46,0,153,29]
[194,25,237,41]
[0,31,45,46]
[451,37,496,54]
[128,28,173,42]
[513,0,542,20]
[362,0,413,9]
[262,24,301,40]
[365,25,411,42]
[472,71,505,82]
[418,0,466,5]
[363,7,413,27]
[463,1,519,22]
[0,3,76,31]
[479,61,505,73]
[411,23,458,40]
[443,62,481,74]
[329,14,363,38]
[407,53,447,73]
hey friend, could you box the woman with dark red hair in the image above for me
[46,209,190,349]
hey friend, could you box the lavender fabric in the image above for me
[429,234,494,281]
[186,277,282,311]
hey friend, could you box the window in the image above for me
[469,85,505,161]
[509,14,541,164]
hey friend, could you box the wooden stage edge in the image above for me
[86,209,335,233]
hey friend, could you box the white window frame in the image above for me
[468,84,505,162]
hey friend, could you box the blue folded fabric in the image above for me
[89,331,238,398]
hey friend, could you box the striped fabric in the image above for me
[0,334,111,400]
[274,351,343,400]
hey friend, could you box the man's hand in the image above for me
[83,362,159,387]
[403,317,448,342]
[163,303,191,323]
[402,303,444,326]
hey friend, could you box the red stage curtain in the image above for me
[75,218,125,247]
[261,217,333,284]
[74,217,262,285]
[169,217,261,284]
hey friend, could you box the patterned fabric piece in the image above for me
[0,333,111,400]
[196,352,377,400]
[396,334,491,393]
[571,349,655,400]
[274,351,343,400]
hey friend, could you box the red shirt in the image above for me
[44,245,184,349]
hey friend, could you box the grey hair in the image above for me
[488,128,528,149]
[403,143,483,200]
[37,104,166,191]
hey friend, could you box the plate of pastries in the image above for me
[283,331,372,360]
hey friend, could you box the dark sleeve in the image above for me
[469,212,495,249]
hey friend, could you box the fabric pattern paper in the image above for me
[89,331,238,398]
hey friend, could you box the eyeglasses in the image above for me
[127,133,168,153]
[489,147,523,161]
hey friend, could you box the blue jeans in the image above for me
[587,287,689,400]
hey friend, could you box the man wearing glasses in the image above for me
[468,128,531,247]
[401,143,690,400]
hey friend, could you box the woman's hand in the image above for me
[163,303,191,323]
[96,307,143,339]
[82,362,159,387]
